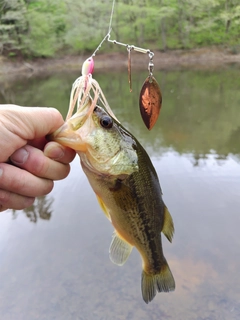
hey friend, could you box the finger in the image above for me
[10,145,71,181]
[0,189,35,211]
[1,105,64,138]
[44,142,76,164]
[0,163,53,197]
[0,105,64,162]
[0,206,9,212]
[28,137,48,150]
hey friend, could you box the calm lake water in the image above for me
[0,66,240,320]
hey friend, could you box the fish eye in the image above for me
[100,115,113,129]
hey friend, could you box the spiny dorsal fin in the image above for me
[162,205,174,243]
[109,231,133,266]
[141,259,175,304]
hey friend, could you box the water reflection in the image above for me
[1,68,239,160]
[0,68,240,319]
[12,196,53,223]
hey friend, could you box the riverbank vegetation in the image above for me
[0,0,240,58]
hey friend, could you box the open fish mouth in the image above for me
[48,95,92,147]
[48,120,83,150]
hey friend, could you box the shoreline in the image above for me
[0,47,240,79]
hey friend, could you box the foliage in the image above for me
[0,0,28,55]
[0,0,239,57]
[24,0,66,56]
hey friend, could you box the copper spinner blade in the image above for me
[139,76,162,130]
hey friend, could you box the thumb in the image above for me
[0,105,64,162]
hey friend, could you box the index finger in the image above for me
[1,105,64,139]
[0,105,64,162]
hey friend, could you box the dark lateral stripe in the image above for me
[128,172,163,272]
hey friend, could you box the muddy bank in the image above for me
[0,47,240,80]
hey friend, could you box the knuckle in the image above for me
[63,147,76,163]
[56,164,70,180]
[64,164,71,177]
[10,170,27,191]
[33,178,53,197]
[33,157,50,177]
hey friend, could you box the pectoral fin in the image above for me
[162,205,174,243]
[96,195,111,221]
[109,231,133,266]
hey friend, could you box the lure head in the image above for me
[81,57,94,76]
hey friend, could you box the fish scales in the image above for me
[122,146,165,272]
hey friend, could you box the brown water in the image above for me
[0,67,240,320]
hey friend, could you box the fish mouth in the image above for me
[48,112,88,151]
[48,95,96,151]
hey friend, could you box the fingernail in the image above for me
[10,147,29,165]
[44,145,65,160]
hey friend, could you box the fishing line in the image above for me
[92,33,110,58]
[91,0,115,57]
[108,0,115,34]
[91,0,154,58]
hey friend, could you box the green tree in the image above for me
[0,0,28,55]
[63,0,110,53]
[25,0,67,57]
[0,0,240,58]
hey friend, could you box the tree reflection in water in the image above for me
[12,196,54,223]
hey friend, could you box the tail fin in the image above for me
[141,261,175,304]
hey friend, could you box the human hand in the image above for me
[0,105,76,212]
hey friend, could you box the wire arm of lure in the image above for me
[108,36,154,57]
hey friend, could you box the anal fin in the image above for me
[109,231,133,266]
[162,205,174,243]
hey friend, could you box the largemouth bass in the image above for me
[49,99,175,303]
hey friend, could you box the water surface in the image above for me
[0,67,240,320]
